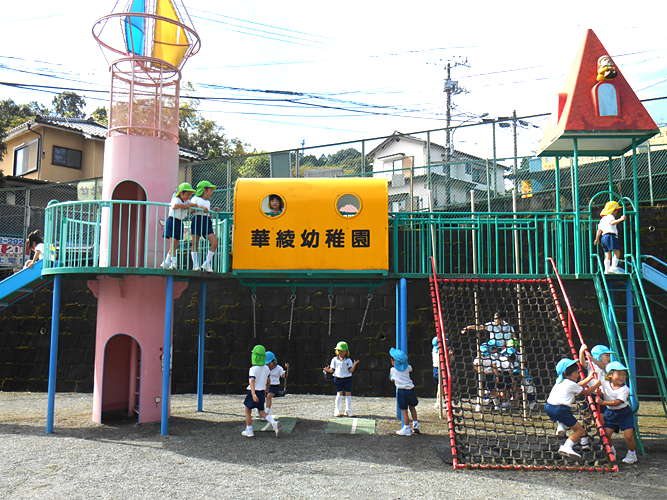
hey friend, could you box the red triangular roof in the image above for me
[538,29,658,156]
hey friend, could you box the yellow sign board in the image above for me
[232,178,388,271]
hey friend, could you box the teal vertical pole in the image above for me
[632,139,640,263]
[573,139,581,274]
[626,279,636,376]
[46,275,61,434]
[554,157,562,270]
[608,157,614,201]
[197,281,207,412]
[161,275,174,436]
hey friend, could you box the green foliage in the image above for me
[239,152,270,178]
[297,147,364,177]
[51,91,87,118]
[0,99,47,162]
[179,82,250,159]
[90,106,108,126]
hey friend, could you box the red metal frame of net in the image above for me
[429,257,618,472]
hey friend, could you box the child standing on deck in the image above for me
[161,183,195,270]
[23,230,44,269]
[189,180,220,272]
[242,345,282,438]
[597,361,638,464]
[264,351,289,417]
[594,200,626,274]
[323,341,359,417]
[545,358,601,459]
[390,348,420,436]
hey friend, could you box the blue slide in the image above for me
[0,260,51,313]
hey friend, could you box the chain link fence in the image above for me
[3,97,666,268]
[0,179,102,268]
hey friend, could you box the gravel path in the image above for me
[1,392,667,499]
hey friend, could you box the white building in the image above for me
[366,132,505,211]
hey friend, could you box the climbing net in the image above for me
[432,278,615,471]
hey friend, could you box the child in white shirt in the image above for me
[161,183,195,269]
[593,200,626,274]
[242,345,282,438]
[264,351,289,417]
[189,180,220,272]
[390,347,419,436]
[323,341,359,417]
[24,230,44,269]
[544,358,600,459]
[596,361,637,464]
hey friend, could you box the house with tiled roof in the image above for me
[0,115,204,186]
[366,131,506,210]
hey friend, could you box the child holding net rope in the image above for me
[545,358,601,459]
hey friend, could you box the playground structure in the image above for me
[0,6,666,471]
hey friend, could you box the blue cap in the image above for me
[606,361,629,374]
[432,336,438,346]
[390,347,409,371]
[265,351,276,365]
[480,343,489,354]
[512,368,521,374]
[504,347,516,356]
[591,345,615,361]
[488,339,498,348]
[555,358,578,383]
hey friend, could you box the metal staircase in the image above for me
[592,254,667,453]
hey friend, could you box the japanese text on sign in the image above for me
[251,229,370,249]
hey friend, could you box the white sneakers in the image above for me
[273,421,282,437]
[622,450,637,464]
[345,409,354,417]
[205,262,213,272]
[242,429,254,438]
[193,265,201,272]
[474,404,482,412]
[396,426,412,436]
[558,444,581,459]
[333,410,341,417]
[580,437,591,451]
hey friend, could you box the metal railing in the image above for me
[43,200,230,275]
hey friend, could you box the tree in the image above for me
[0,99,47,162]
[179,82,250,159]
[90,106,108,126]
[52,91,87,118]
[239,152,270,178]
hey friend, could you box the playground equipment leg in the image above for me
[197,281,207,412]
[161,276,174,436]
[46,275,61,434]
[396,278,407,421]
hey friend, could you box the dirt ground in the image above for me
[1,392,667,499]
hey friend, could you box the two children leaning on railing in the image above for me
[161,180,220,272]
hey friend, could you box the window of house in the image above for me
[13,140,38,176]
[472,168,485,184]
[52,146,82,169]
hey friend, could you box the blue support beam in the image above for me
[46,275,61,434]
[395,278,407,421]
[197,281,207,412]
[161,275,174,436]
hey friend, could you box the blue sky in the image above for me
[1,0,665,159]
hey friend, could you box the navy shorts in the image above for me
[604,405,634,432]
[163,217,184,240]
[481,373,496,391]
[243,390,266,411]
[544,402,578,428]
[397,388,419,410]
[333,376,353,393]
[268,384,280,395]
[433,367,439,385]
[601,233,620,253]
[191,214,214,236]
[497,371,513,390]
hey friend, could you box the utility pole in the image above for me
[443,59,468,204]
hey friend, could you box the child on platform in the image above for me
[189,180,220,272]
[23,230,44,269]
[323,341,359,417]
[545,358,601,459]
[596,361,638,464]
[242,345,282,438]
[594,200,626,274]
[264,351,289,416]
[161,183,195,270]
[390,347,419,436]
